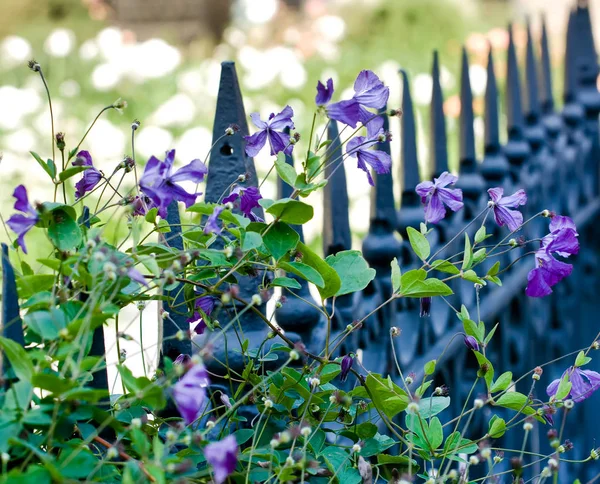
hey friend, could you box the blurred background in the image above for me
[0,0,597,247]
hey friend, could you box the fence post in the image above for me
[430,51,449,178]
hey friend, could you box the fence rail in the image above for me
[2,1,600,481]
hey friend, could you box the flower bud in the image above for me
[480,448,491,459]
[391,326,401,337]
[106,447,119,460]
[464,335,479,351]
[264,398,273,408]
[407,402,419,413]
[289,350,300,361]
[523,422,533,431]
[352,443,361,453]
[469,455,479,465]
[301,426,311,437]
[340,354,354,383]
[419,297,431,317]
[473,398,484,409]
[251,294,262,305]
[308,377,320,388]
[131,418,142,429]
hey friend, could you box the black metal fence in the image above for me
[2,1,600,481]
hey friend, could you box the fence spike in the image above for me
[573,2,599,88]
[459,47,476,168]
[481,46,510,182]
[506,23,525,136]
[430,51,449,177]
[399,70,420,198]
[204,62,263,220]
[563,10,578,103]
[540,15,554,114]
[323,121,352,255]
[525,20,541,121]
[1,243,25,352]
[370,109,398,228]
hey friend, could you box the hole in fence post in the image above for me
[220,143,234,156]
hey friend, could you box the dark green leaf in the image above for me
[0,336,34,381]
[241,231,262,251]
[58,166,90,182]
[24,309,66,340]
[474,351,494,390]
[274,153,297,187]
[418,396,450,418]
[264,198,314,224]
[17,275,55,299]
[365,373,409,419]
[427,417,443,450]
[262,222,299,260]
[47,209,82,251]
[271,277,301,290]
[279,261,324,288]
[293,242,341,300]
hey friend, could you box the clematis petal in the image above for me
[169,158,208,184]
[492,204,523,232]
[268,105,295,130]
[7,213,37,254]
[75,168,102,200]
[327,99,361,128]
[356,156,375,186]
[570,368,591,402]
[244,130,268,157]
[546,377,561,398]
[437,187,464,213]
[72,150,93,167]
[487,187,504,203]
[316,78,334,106]
[204,435,238,484]
[239,186,262,217]
[525,266,553,297]
[498,189,527,208]
[267,129,291,156]
[249,112,268,130]
[357,149,391,175]
[353,70,389,108]
[549,215,578,234]
[434,171,458,188]
[205,205,225,234]
[424,192,446,224]
[12,185,35,215]
[166,182,198,208]
[172,363,210,425]
[415,180,435,199]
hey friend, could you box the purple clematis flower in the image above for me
[7,185,39,254]
[131,194,155,216]
[222,185,262,221]
[73,150,102,200]
[188,295,217,335]
[547,366,600,402]
[420,297,432,318]
[525,216,579,298]
[340,354,354,383]
[415,172,464,224]
[346,119,392,186]
[487,187,527,232]
[204,205,225,234]
[204,435,238,484]
[126,266,148,286]
[316,78,334,105]
[315,77,361,127]
[244,106,295,157]
[172,362,210,425]
[139,149,207,217]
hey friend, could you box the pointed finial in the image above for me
[370,109,398,228]
[540,15,554,113]
[430,51,449,176]
[573,1,599,83]
[459,47,476,168]
[506,23,525,135]
[205,62,263,219]
[525,20,541,120]
[563,10,578,103]
[481,46,510,183]
[400,70,420,199]
[322,121,352,256]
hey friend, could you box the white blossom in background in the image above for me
[469,64,487,97]
[0,86,42,130]
[150,93,196,128]
[96,27,123,60]
[136,126,174,159]
[59,80,81,98]
[223,27,246,49]
[79,39,100,61]
[33,100,64,135]
[91,63,121,91]
[0,36,32,68]
[440,64,455,89]
[377,60,401,109]
[413,73,433,106]
[88,119,126,161]
[176,127,213,164]
[178,69,204,96]
[315,15,346,42]
[127,39,181,80]
[280,59,307,90]
[4,128,36,154]
[315,41,340,62]
[44,28,76,58]
[241,0,278,24]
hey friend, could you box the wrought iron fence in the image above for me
[2,1,600,481]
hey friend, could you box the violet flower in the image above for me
[340,354,354,382]
[204,205,225,234]
[547,366,600,402]
[174,354,191,366]
[464,335,479,351]
[415,172,464,224]
[139,149,207,217]
[420,297,432,317]
[131,194,155,217]
[346,119,392,186]
[73,150,102,200]
[172,362,210,425]
[316,78,334,105]
[525,216,579,298]
[244,106,295,157]
[315,77,361,127]
[487,187,527,232]
[188,296,217,335]
[7,185,39,254]
[204,435,238,484]
[222,185,262,221]
[126,266,148,286]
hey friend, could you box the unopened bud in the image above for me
[251,294,262,305]
[106,447,119,460]
[301,426,311,437]
[474,398,484,409]
[308,377,320,388]
[523,422,533,431]
[289,350,300,361]
[391,326,401,337]
[131,418,142,429]
[352,443,361,453]
[264,398,273,408]
[407,402,419,413]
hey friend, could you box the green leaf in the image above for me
[144,207,159,224]
[30,151,55,179]
[262,222,299,260]
[24,309,66,340]
[424,360,436,376]
[487,261,500,276]
[305,151,321,179]
[279,261,325,288]
[443,431,478,455]
[495,392,531,413]
[241,231,263,251]
[293,242,341,300]
[318,363,341,384]
[462,233,472,270]
[427,417,443,450]
[431,259,460,275]
[574,350,592,368]
[294,173,328,197]
[117,365,166,411]
[484,323,499,346]
[474,351,494,390]
[555,373,572,400]
[325,250,376,296]
[0,336,34,381]
[271,277,301,290]
[377,454,419,480]
[401,277,453,298]
[474,226,487,244]
[462,269,484,284]
[473,248,487,264]
[418,396,450,418]
[406,227,430,260]
[274,153,297,187]
[17,275,55,299]
[365,374,409,418]
[490,371,513,393]
[264,198,314,224]
[58,166,90,182]
[391,257,402,293]
[463,318,484,343]
[47,209,82,251]
[488,416,506,438]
